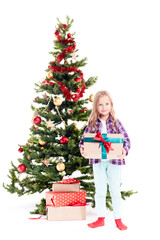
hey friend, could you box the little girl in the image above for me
[79,90,131,230]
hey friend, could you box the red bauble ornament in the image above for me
[17,164,26,173]
[33,116,41,125]
[60,136,68,144]
[18,147,23,153]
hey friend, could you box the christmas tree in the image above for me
[4,17,135,214]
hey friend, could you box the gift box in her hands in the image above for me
[83,132,124,159]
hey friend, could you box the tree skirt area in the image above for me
[1,189,157,240]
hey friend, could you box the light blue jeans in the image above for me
[93,161,122,219]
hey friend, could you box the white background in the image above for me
[0,0,160,239]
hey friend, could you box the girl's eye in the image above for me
[106,103,109,105]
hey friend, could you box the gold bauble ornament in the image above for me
[54,97,62,106]
[72,123,78,130]
[89,94,94,102]
[48,71,53,79]
[56,162,65,172]
[39,138,47,146]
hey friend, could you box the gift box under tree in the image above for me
[52,176,80,192]
[46,177,86,221]
[47,205,86,221]
[83,132,124,159]
[45,191,86,207]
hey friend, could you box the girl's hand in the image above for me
[117,148,127,160]
[80,146,87,158]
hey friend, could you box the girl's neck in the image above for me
[100,114,109,121]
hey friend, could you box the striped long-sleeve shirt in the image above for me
[79,115,131,165]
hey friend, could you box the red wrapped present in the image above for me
[45,191,86,207]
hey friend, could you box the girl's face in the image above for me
[97,95,112,118]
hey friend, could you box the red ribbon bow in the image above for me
[50,197,87,207]
[94,132,113,153]
[29,200,87,220]
[62,178,80,184]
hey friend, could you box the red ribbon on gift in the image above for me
[68,201,88,207]
[50,195,87,207]
[62,179,80,184]
[29,204,52,220]
[29,200,87,220]
[94,132,114,153]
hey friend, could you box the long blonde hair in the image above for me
[88,91,118,132]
